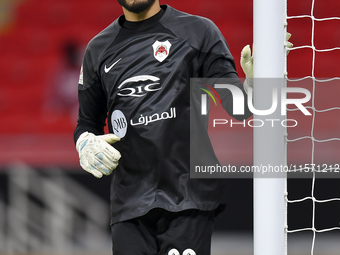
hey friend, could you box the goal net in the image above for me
[285,0,340,254]
[253,0,340,255]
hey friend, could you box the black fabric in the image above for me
[74,5,252,225]
[120,7,165,29]
[111,208,215,255]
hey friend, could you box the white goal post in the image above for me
[253,0,287,255]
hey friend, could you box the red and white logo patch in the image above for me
[78,64,83,85]
[152,40,172,62]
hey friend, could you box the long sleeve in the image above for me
[74,47,108,144]
[198,21,252,121]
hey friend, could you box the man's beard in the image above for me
[117,0,156,14]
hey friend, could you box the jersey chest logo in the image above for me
[152,40,172,62]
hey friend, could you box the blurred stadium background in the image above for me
[0,0,339,254]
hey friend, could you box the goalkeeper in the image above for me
[74,0,291,254]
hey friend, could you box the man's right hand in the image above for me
[76,131,121,178]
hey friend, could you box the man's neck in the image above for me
[122,1,161,22]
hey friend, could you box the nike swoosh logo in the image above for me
[104,58,122,73]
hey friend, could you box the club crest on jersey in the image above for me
[152,40,172,62]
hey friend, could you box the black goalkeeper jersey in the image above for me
[74,5,252,224]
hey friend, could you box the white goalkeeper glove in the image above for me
[76,131,121,178]
[240,33,293,96]
[240,44,254,96]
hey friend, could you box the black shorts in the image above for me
[111,208,216,255]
